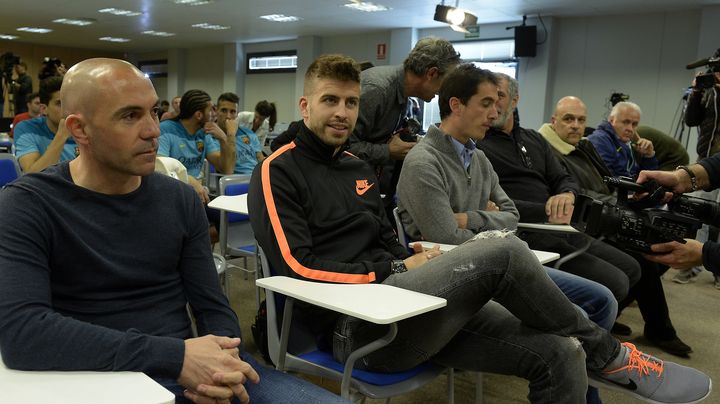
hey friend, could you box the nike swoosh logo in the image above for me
[356,183,374,196]
[602,378,637,391]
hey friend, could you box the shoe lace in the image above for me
[606,342,664,379]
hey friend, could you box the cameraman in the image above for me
[638,157,720,274]
[11,62,33,114]
[685,52,720,160]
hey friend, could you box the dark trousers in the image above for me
[520,232,641,302]
[619,252,677,340]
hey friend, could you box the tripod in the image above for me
[670,87,696,151]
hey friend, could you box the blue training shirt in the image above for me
[14,117,78,162]
[158,120,221,178]
[234,126,262,175]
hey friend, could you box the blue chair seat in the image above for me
[299,350,437,386]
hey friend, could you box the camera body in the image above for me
[696,59,720,89]
[396,117,422,143]
[571,177,719,252]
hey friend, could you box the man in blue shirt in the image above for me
[158,89,236,203]
[215,92,264,174]
[588,101,659,178]
[14,76,77,173]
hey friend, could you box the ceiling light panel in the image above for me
[173,0,212,5]
[53,18,95,26]
[98,8,142,16]
[343,2,391,12]
[259,14,301,22]
[17,27,52,33]
[142,30,176,37]
[192,23,230,30]
[99,36,131,42]
[0,34,19,40]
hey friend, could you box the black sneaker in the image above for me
[645,335,693,357]
[612,321,632,336]
[590,342,711,403]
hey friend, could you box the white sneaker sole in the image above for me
[588,376,712,404]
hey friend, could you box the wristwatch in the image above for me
[390,260,408,274]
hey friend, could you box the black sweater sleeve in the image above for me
[684,90,705,127]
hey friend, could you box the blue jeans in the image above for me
[333,236,620,404]
[157,353,349,404]
[546,266,616,404]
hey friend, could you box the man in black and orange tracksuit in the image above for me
[247,55,711,404]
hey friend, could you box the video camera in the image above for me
[571,176,720,252]
[686,48,720,89]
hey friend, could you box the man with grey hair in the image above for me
[349,37,461,217]
[588,101,658,177]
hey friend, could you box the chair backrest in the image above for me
[257,247,316,359]
[392,207,413,253]
[0,153,22,187]
[219,175,251,222]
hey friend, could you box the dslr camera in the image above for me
[395,117,422,143]
[571,176,720,252]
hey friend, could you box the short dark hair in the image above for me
[255,100,277,131]
[403,37,461,77]
[304,54,360,97]
[39,76,63,105]
[218,92,239,105]
[177,89,211,120]
[438,64,498,120]
[160,100,170,107]
[26,92,40,103]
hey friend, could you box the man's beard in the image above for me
[493,109,511,129]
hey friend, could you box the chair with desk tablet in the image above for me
[218,175,257,283]
[256,247,457,403]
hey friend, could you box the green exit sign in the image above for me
[465,25,479,38]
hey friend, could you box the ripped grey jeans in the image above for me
[333,235,620,404]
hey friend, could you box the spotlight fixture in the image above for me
[433,1,477,33]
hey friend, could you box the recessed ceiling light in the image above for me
[142,30,176,37]
[53,18,95,26]
[343,2,390,12]
[259,14,301,22]
[173,0,212,5]
[192,23,230,30]
[99,36,131,43]
[0,34,18,40]
[17,27,52,34]
[98,8,142,16]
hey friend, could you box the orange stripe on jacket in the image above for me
[261,142,376,284]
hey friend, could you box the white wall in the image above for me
[321,31,392,67]
[184,45,226,101]
[548,11,699,137]
[243,72,297,122]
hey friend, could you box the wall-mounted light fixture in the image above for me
[433,1,477,33]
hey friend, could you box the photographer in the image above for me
[12,62,33,115]
[685,49,720,160]
[638,157,720,274]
